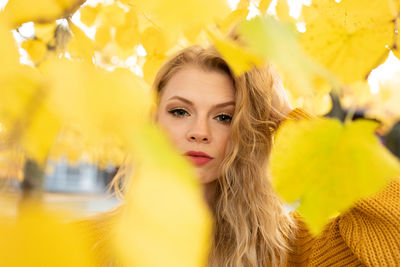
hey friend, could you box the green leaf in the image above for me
[271,117,400,234]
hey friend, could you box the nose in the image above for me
[186,116,211,143]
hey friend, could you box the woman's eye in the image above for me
[168,108,189,117]
[215,114,232,124]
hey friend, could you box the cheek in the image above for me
[213,125,231,155]
[157,112,185,147]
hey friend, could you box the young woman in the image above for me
[90,45,400,266]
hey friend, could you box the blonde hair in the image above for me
[153,46,296,266]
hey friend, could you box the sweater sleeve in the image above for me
[288,178,400,267]
[284,108,400,266]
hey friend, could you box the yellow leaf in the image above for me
[0,204,95,266]
[79,4,101,27]
[21,103,61,164]
[0,19,20,78]
[34,22,57,43]
[300,0,395,84]
[237,0,250,10]
[67,20,95,61]
[216,8,249,34]
[115,10,140,51]
[276,0,294,23]
[128,0,230,42]
[3,0,84,26]
[258,0,273,14]
[271,118,400,234]
[95,25,111,49]
[21,39,48,64]
[210,32,264,76]
[143,54,167,84]
[0,65,42,132]
[115,124,212,267]
[237,16,336,97]
[40,58,152,148]
[140,27,168,55]
[100,4,126,27]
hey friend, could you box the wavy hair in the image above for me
[152,45,296,266]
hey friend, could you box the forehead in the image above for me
[160,66,235,104]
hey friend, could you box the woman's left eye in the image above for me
[215,114,232,124]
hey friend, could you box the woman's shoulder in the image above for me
[287,178,400,266]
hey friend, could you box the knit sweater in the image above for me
[286,108,400,266]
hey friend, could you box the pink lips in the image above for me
[185,151,213,166]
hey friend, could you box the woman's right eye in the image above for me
[168,108,190,118]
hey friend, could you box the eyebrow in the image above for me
[167,95,235,108]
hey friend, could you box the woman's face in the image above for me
[156,66,235,184]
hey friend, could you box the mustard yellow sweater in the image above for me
[286,108,400,266]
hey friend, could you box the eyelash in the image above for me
[168,108,233,124]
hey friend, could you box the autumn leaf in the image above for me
[115,9,140,51]
[79,4,101,27]
[300,0,395,84]
[258,0,273,14]
[67,20,95,61]
[0,204,95,266]
[237,16,337,97]
[271,117,400,234]
[115,124,212,267]
[34,23,57,43]
[21,39,48,64]
[2,0,85,26]
[209,30,264,76]
[0,19,21,78]
[100,4,126,28]
[40,58,152,150]
[95,25,112,49]
[126,0,230,41]
[143,54,168,84]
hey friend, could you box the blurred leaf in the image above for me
[115,124,212,267]
[258,0,273,14]
[100,4,126,28]
[271,117,400,234]
[216,8,248,34]
[115,9,140,51]
[67,20,95,61]
[126,0,230,41]
[276,0,293,23]
[143,54,167,84]
[209,30,264,76]
[95,25,112,49]
[237,16,336,97]
[0,204,95,266]
[140,26,169,55]
[40,58,152,150]
[3,0,84,26]
[34,22,57,43]
[0,19,20,78]
[79,4,101,27]
[21,39,48,64]
[21,103,61,164]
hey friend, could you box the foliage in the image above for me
[0,0,399,265]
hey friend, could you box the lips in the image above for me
[185,151,213,166]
